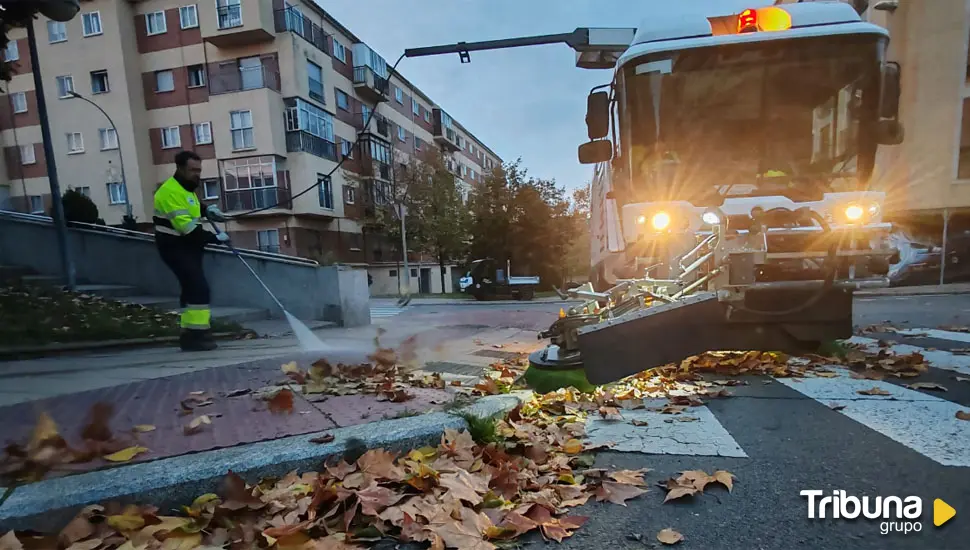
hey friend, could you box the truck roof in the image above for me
[616,2,888,70]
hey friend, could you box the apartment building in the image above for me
[0,0,501,279]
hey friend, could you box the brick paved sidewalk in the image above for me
[0,352,459,481]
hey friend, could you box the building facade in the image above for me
[0,0,501,278]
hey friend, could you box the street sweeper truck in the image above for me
[403,0,904,384]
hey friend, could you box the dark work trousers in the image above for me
[157,243,210,312]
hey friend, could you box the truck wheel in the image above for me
[519,288,535,301]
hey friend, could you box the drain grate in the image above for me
[424,362,485,376]
[472,349,525,361]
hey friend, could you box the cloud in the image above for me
[318,0,773,190]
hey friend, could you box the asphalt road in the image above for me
[387,294,970,549]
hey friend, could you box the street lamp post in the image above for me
[395,202,411,304]
[26,20,75,289]
[68,91,130,220]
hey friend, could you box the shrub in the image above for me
[57,189,100,224]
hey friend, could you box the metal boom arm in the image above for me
[403,27,637,69]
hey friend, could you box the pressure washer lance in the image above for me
[207,219,287,314]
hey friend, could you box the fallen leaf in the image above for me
[609,469,649,486]
[439,470,489,505]
[857,386,891,396]
[711,470,736,492]
[103,446,148,462]
[107,512,145,531]
[957,411,970,421]
[661,480,698,503]
[829,404,846,411]
[563,439,583,455]
[630,419,649,427]
[183,415,211,436]
[594,481,647,505]
[904,382,948,392]
[309,434,335,444]
[80,402,114,442]
[65,539,103,550]
[0,532,22,550]
[657,528,684,545]
[268,389,295,414]
[133,425,156,433]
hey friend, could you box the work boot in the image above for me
[179,330,217,352]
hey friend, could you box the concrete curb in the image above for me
[0,332,254,359]
[856,286,970,297]
[0,392,531,533]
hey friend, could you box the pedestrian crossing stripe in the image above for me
[370,307,406,319]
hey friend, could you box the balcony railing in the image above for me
[353,66,388,98]
[209,65,281,95]
[217,4,243,30]
[286,131,337,161]
[273,7,330,55]
[223,186,292,212]
[354,111,389,137]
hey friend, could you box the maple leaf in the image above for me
[661,478,699,503]
[58,507,98,547]
[857,386,891,396]
[355,483,404,516]
[594,481,647,506]
[495,512,538,539]
[268,389,295,414]
[474,378,501,395]
[712,470,736,492]
[439,470,490,506]
[905,382,948,391]
[357,449,405,482]
[609,469,649,486]
[325,460,357,480]
[80,402,114,442]
[0,532,23,550]
[956,410,970,421]
[309,358,334,380]
[657,528,684,545]
[524,505,588,543]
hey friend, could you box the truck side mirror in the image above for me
[578,140,613,164]
[881,62,901,120]
[586,91,610,140]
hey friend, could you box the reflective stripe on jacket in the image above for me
[154,177,202,237]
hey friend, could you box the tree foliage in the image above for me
[58,188,99,224]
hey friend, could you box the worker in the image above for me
[153,150,230,351]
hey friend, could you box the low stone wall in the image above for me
[0,214,370,326]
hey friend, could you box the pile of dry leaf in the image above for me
[2,392,736,549]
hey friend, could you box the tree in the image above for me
[563,185,592,284]
[57,188,99,224]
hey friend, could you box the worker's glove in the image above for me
[206,205,229,222]
[215,232,231,243]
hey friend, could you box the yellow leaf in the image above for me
[657,528,684,545]
[29,412,60,449]
[107,514,145,532]
[191,494,220,509]
[160,532,202,550]
[133,424,156,432]
[281,361,300,374]
[563,439,583,455]
[104,446,149,462]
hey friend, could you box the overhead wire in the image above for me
[230,52,408,218]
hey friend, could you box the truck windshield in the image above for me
[623,36,881,205]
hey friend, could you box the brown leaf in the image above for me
[524,506,587,543]
[630,419,649,427]
[357,449,405,481]
[268,389,295,414]
[80,402,114,442]
[494,512,538,539]
[657,528,684,545]
[711,470,736,492]
[857,386,891,396]
[355,483,404,516]
[594,481,647,505]
[309,434,335,444]
[59,511,97,546]
[662,480,698,503]
[904,382,948,392]
[65,539,104,550]
[609,469,649,486]
[957,411,970,421]
[439,470,489,506]
[309,359,333,380]
[0,532,23,550]
[183,415,211,436]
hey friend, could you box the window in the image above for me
[257,229,280,253]
[423,110,431,123]
[179,5,199,29]
[410,268,417,277]
[66,132,84,153]
[471,169,477,181]
[3,39,18,62]
[458,135,465,148]
[99,128,118,150]
[346,186,356,204]
[75,186,91,197]
[155,70,174,92]
[341,140,353,159]
[202,178,220,200]
[10,92,26,114]
[318,174,333,209]
[19,144,34,165]
[160,127,180,149]
[107,182,127,205]
[333,39,346,63]
[414,137,422,150]
[194,121,212,144]
[394,87,403,104]
[48,21,67,43]
[389,269,397,277]
[90,70,109,94]
[187,65,206,88]
[82,12,102,37]
[217,0,243,29]
[145,11,166,35]
[29,195,43,214]
[230,110,254,150]
[289,99,334,141]
[412,99,420,116]
[397,126,406,142]
[307,60,324,103]
[222,156,278,193]
[55,75,74,98]
[335,89,349,111]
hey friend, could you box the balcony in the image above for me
[201,0,275,48]
[354,110,390,138]
[432,108,460,152]
[286,131,337,161]
[360,180,392,221]
[274,7,330,56]
[223,186,292,212]
[353,66,388,103]
[209,64,281,96]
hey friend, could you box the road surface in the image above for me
[373,294,970,548]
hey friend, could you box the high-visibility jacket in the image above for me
[763,170,787,178]
[153,177,204,239]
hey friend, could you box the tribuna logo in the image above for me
[801,490,923,534]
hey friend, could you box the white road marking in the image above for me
[585,399,747,457]
[776,371,970,467]
[893,328,970,343]
[848,336,970,376]
[370,307,406,320]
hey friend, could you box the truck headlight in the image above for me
[844,204,864,222]
[701,211,721,225]
[651,211,671,230]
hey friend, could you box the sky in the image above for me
[322,0,774,193]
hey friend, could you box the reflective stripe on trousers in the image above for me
[181,304,211,330]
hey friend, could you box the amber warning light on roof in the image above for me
[738,7,793,34]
